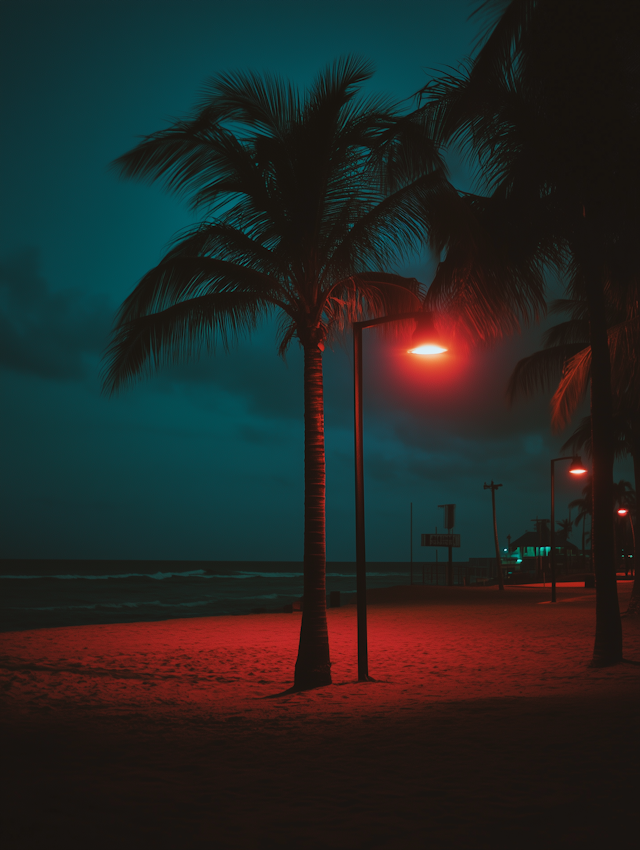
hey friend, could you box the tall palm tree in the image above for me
[510,296,639,608]
[420,0,640,666]
[102,57,455,690]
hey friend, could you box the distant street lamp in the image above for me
[550,455,587,602]
[353,311,446,681]
[617,508,636,576]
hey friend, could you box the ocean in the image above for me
[0,560,422,633]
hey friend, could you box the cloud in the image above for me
[0,249,113,380]
[152,340,304,422]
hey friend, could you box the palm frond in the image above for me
[549,346,592,431]
[103,291,273,394]
[506,344,585,404]
[560,415,592,458]
[195,68,300,139]
[322,272,423,335]
[542,319,589,349]
[608,315,640,398]
[116,256,285,324]
[561,412,633,462]
[307,55,376,116]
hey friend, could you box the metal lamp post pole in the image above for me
[353,321,371,682]
[628,515,636,575]
[618,510,636,576]
[353,311,440,682]
[551,459,557,602]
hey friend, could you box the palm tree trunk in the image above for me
[582,248,622,666]
[625,415,640,617]
[294,343,332,689]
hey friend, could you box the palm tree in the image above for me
[556,518,573,575]
[557,518,572,542]
[420,0,640,666]
[562,403,640,616]
[569,478,593,573]
[102,57,456,690]
[507,299,639,578]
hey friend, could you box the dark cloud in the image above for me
[0,250,113,380]
[152,339,304,422]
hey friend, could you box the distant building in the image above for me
[505,528,582,576]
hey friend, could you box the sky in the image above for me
[0,0,631,564]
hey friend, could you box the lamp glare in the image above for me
[408,343,448,356]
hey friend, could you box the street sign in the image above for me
[437,504,456,529]
[421,533,461,547]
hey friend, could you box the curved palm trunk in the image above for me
[294,344,332,689]
[583,250,622,665]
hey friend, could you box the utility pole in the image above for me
[410,502,413,586]
[484,482,504,591]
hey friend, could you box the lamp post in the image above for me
[617,508,636,577]
[550,455,587,602]
[353,311,446,681]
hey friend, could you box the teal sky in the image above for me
[1,0,629,562]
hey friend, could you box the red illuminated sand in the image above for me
[2,584,639,849]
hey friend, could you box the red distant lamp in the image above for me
[568,456,587,475]
[618,508,629,516]
[408,312,447,355]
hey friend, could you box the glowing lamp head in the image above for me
[569,456,587,475]
[410,343,448,355]
[618,508,629,516]
[408,312,447,356]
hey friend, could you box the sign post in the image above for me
[437,504,456,585]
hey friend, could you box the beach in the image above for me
[2,583,639,848]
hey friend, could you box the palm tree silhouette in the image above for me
[569,478,593,572]
[506,296,639,580]
[555,517,573,575]
[102,57,456,689]
[420,0,640,666]
[557,519,572,542]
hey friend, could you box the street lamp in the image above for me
[550,455,587,602]
[353,311,446,681]
[617,508,636,576]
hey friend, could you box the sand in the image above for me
[1,583,639,849]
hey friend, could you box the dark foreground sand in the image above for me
[1,584,639,849]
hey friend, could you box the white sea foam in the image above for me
[1,569,211,581]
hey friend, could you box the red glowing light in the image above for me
[618,508,629,516]
[408,343,448,356]
[569,457,587,475]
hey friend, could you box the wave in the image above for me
[13,599,213,612]
[233,571,303,579]
[0,569,211,581]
